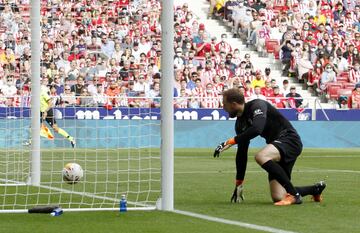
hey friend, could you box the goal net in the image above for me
[0,0,174,213]
[0,103,161,212]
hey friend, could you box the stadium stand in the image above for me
[0,0,359,109]
[200,0,360,109]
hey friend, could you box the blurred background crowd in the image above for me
[0,0,358,109]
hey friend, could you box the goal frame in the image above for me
[0,0,174,213]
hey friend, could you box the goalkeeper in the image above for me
[214,88,326,206]
[40,87,76,148]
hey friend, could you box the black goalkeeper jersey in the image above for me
[232,99,302,181]
[234,99,298,144]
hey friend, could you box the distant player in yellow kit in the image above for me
[40,88,76,147]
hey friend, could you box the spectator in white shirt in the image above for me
[138,36,151,54]
[87,76,102,96]
[100,34,115,58]
[1,75,17,97]
[92,84,108,107]
[148,82,161,98]
[281,79,291,96]
[249,85,267,101]
[60,85,77,107]
[174,47,185,70]
[304,0,318,17]
[133,74,150,95]
[111,42,123,62]
[67,60,80,81]
[56,51,71,74]
[132,42,142,62]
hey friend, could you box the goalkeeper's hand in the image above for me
[231,184,244,203]
[213,138,236,158]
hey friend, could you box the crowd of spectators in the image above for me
[212,0,360,108]
[0,0,358,109]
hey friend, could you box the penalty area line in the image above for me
[173,209,298,233]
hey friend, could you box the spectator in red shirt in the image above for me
[68,47,83,62]
[200,82,220,108]
[351,83,360,109]
[304,33,317,46]
[195,33,214,57]
[349,62,360,83]
[270,86,286,109]
[106,79,121,106]
[215,33,232,54]
[261,80,274,98]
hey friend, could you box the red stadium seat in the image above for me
[343,82,355,89]
[337,72,349,82]
[336,76,349,82]
[265,39,278,53]
[327,82,343,88]
[265,39,280,59]
[328,83,343,99]
[273,6,288,11]
[340,72,349,78]
[337,88,353,97]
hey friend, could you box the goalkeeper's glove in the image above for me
[213,138,236,158]
[231,180,244,203]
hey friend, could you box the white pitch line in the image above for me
[37,184,152,208]
[300,155,360,158]
[173,209,298,233]
[0,178,27,186]
[176,155,360,159]
[175,169,360,174]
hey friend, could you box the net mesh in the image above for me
[0,104,161,211]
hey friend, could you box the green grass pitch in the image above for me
[0,148,359,233]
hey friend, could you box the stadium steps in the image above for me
[178,0,316,107]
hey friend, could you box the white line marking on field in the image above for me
[302,168,360,174]
[0,178,27,186]
[174,209,298,233]
[176,155,360,159]
[175,169,360,174]
[37,184,152,208]
[301,155,360,158]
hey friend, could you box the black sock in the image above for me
[261,160,299,196]
[296,185,315,196]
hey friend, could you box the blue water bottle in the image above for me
[50,207,63,216]
[120,194,127,212]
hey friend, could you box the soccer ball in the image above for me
[62,163,83,184]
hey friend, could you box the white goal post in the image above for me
[0,0,174,213]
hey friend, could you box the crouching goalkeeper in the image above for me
[214,88,326,206]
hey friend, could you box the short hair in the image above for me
[222,88,245,105]
[153,73,161,79]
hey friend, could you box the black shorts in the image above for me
[41,109,56,127]
[268,129,303,181]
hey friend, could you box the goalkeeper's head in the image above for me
[222,88,245,118]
